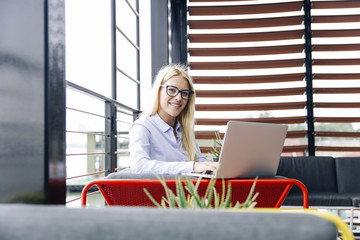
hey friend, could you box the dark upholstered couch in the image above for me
[0,204,339,240]
[277,156,360,208]
[110,156,360,208]
[108,156,360,208]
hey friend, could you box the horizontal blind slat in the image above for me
[195,102,306,111]
[190,59,304,70]
[316,146,360,152]
[312,1,360,9]
[313,59,360,66]
[195,116,307,125]
[192,73,305,84]
[313,44,360,52]
[189,44,304,56]
[312,29,360,38]
[199,145,309,154]
[312,15,360,24]
[190,0,248,1]
[188,16,303,29]
[188,2,303,16]
[196,87,306,98]
[316,131,360,138]
[314,102,360,108]
[188,30,304,43]
[195,130,307,139]
[316,117,360,123]
[314,73,360,80]
[314,88,360,94]
[283,145,308,153]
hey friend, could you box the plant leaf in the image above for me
[220,178,226,205]
[152,171,177,208]
[144,171,259,210]
[143,188,161,207]
[243,177,258,207]
[222,182,232,208]
[213,188,219,208]
[204,178,216,207]
[176,177,188,208]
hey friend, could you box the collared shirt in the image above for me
[129,114,207,174]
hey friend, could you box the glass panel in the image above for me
[66,109,105,134]
[66,150,106,207]
[66,88,105,116]
[65,0,140,207]
[116,0,138,44]
[126,0,137,11]
[116,110,132,170]
[65,0,111,97]
[66,145,106,177]
[116,32,138,80]
[116,71,139,110]
[117,135,131,170]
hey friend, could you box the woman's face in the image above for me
[158,75,190,126]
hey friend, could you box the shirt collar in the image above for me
[174,119,181,133]
[152,113,180,133]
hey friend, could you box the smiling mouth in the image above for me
[169,102,182,108]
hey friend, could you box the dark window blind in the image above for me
[187,0,360,157]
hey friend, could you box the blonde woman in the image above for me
[129,64,218,174]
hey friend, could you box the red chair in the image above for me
[81,178,309,208]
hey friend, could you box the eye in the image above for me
[182,91,189,97]
[167,87,178,94]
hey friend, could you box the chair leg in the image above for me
[350,208,354,232]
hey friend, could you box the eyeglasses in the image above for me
[160,85,194,100]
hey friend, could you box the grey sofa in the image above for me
[0,204,338,240]
[110,156,360,208]
[277,156,360,207]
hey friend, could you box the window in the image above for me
[187,0,360,157]
[65,0,140,207]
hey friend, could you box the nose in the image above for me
[174,92,182,101]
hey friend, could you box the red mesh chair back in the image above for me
[82,178,308,208]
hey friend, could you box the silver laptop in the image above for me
[183,121,288,179]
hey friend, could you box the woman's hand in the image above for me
[193,161,219,173]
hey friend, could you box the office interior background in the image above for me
[0,0,359,205]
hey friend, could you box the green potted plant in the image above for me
[209,131,223,162]
[144,173,259,209]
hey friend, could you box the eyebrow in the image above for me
[166,85,191,91]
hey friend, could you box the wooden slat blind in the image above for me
[311,0,360,155]
[195,116,308,126]
[192,73,305,84]
[190,44,305,56]
[188,2,303,15]
[196,87,306,98]
[189,30,305,43]
[196,102,307,111]
[188,0,360,157]
[189,16,304,29]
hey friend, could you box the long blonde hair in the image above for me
[142,64,197,161]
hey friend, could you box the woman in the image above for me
[129,64,218,174]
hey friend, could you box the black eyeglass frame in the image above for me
[160,85,194,100]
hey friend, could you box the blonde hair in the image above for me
[142,64,198,161]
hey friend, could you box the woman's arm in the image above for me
[193,142,219,172]
[129,124,194,174]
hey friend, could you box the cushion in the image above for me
[282,193,352,207]
[106,168,196,179]
[335,157,360,194]
[277,157,338,194]
[341,194,360,207]
[0,204,338,240]
[351,196,360,207]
